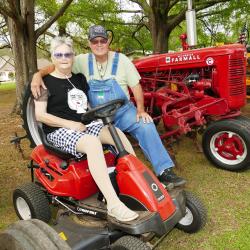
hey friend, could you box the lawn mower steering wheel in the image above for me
[81,99,125,124]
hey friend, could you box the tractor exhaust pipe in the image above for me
[186,0,197,46]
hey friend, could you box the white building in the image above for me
[0,56,15,82]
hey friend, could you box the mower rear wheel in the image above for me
[202,118,250,171]
[176,191,207,233]
[111,236,151,250]
[22,84,41,147]
[0,219,70,250]
[13,182,51,223]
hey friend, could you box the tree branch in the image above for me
[197,9,227,19]
[168,9,186,32]
[168,0,230,32]
[0,1,16,19]
[116,9,143,14]
[195,0,230,12]
[35,0,74,39]
[5,0,24,24]
[129,0,150,12]
[0,55,14,67]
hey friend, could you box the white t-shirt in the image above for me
[72,51,141,99]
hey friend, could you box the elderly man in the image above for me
[31,25,186,188]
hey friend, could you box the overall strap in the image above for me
[88,53,94,78]
[111,52,119,77]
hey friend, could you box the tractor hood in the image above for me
[133,44,246,73]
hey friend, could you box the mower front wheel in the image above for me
[202,118,250,171]
[176,191,207,233]
[13,182,51,223]
[111,236,151,250]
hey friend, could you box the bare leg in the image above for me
[76,134,138,222]
[98,126,136,156]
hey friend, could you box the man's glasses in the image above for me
[90,38,108,45]
[53,52,74,59]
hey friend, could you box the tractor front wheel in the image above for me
[202,117,250,171]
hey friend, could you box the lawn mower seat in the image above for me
[37,123,74,160]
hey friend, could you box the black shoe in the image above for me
[158,168,186,187]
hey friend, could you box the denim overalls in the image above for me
[87,52,174,175]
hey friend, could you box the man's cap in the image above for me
[88,25,108,41]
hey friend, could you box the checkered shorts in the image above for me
[47,121,104,158]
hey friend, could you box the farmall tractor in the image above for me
[133,42,250,171]
[131,2,250,172]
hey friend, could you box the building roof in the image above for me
[0,56,14,71]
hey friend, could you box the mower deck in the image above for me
[53,215,120,250]
[52,186,186,250]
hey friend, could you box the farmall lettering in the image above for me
[166,53,201,63]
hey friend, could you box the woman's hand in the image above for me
[67,121,86,132]
[31,72,47,99]
[136,111,153,123]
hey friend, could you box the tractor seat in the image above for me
[37,123,74,160]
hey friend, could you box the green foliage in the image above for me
[35,0,152,54]
[194,1,250,47]
[5,0,250,56]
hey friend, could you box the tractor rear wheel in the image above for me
[202,117,250,171]
[0,219,70,250]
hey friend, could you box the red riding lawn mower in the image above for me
[2,100,206,250]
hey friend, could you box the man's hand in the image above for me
[31,72,47,99]
[66,121,86,132]
[130,84,153,123]
[136,110,153,123]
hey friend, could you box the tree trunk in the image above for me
[148,3,170,53]
[7,1,37,114]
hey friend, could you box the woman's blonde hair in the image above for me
[50,36,74,54]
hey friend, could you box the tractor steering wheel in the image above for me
[81,99,125,124]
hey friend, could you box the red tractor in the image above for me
[132,42,250,171]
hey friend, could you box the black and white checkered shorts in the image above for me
[47,121,104,158]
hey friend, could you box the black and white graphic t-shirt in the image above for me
[38,73,89,134]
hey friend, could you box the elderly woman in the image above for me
[34,36,138,222]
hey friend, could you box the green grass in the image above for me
[0,82,16,91]
[0,88,250,249]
